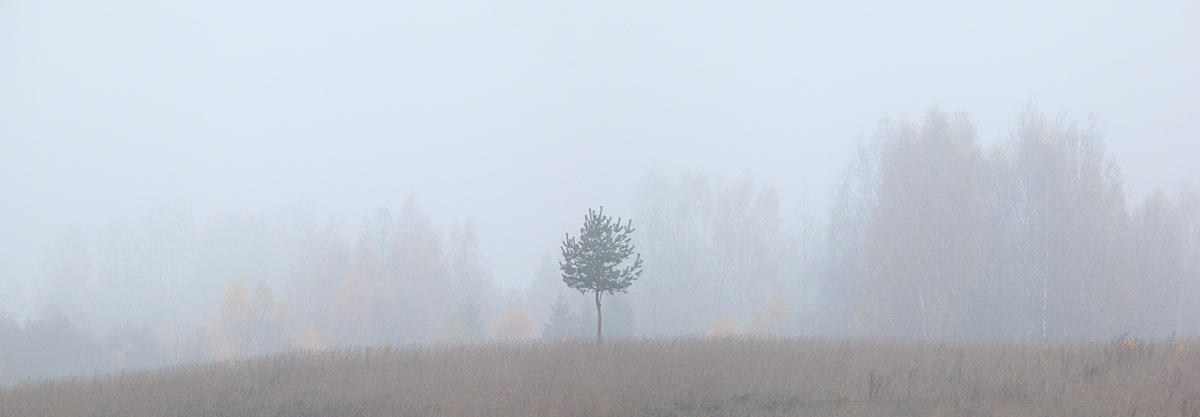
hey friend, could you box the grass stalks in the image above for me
[3,336,1199,416]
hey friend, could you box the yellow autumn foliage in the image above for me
[747,296,789,334]
[708,312,741,337]
[494,302,536,341]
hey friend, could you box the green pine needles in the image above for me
[560,207,643,342]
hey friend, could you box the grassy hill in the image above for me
[3,336,1199,416]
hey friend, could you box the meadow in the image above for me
[2,336,1199,416]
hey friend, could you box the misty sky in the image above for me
[2,0,1198,296]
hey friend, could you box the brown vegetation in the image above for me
[3,336,1200,416]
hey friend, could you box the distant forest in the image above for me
[2,106,1197,382]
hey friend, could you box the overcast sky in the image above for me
[2,0,1198,295]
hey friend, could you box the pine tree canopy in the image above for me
[560,207,643,296]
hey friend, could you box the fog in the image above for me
[1,0,1199,379]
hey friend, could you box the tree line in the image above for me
[3,104,1197,382]
[822,107,1200,341]
[2,198,542,381]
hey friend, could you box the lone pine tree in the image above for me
[560,207,643,342]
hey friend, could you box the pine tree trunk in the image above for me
[595,290,603,343]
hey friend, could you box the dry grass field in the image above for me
[3,336,1200,416]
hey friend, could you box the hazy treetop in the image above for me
[2,0,1197,289]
